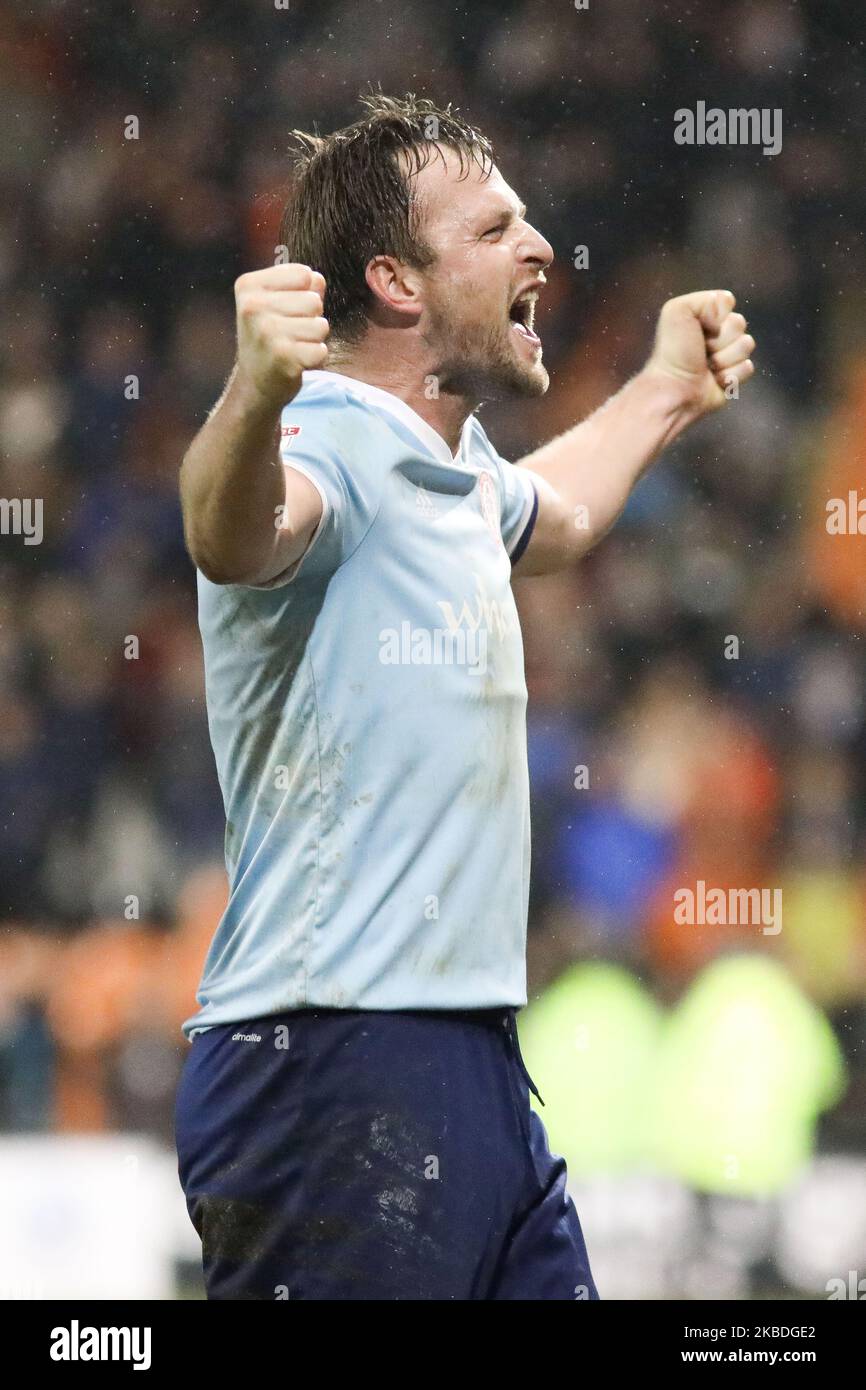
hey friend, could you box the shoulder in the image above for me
[464,413,538,557]
[464,413,521,496]
[280,370,370,451]
[279,371,392,499]
[464,412,502,465]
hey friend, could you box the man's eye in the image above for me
[482,225,506,240]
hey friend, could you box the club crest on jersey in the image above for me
[477,470,499,541]
[281,424,302,447]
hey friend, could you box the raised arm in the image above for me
[180,264,330,586]
[513,290,756,576]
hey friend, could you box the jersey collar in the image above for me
[303,369,476,467]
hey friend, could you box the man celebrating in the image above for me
[176,93,755,1300]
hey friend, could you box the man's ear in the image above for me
[365,255,424,324]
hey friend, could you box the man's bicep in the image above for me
[510,469,581,577]
[259,465,327,586]
[250,453,345,590]
[492,452,579,575]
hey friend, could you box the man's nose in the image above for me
[520,223,554,271]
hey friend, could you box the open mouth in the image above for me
[509,290,541,348]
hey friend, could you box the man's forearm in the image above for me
[517,365,700,559]
[513,291,755,575]
[179,264,331,586]
[180,367,288,584]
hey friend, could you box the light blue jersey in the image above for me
[184,369,538,1036]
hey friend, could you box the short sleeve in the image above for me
[258,391,382,588]
[497,458,538,564]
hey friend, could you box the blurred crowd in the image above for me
[0,0,865,1191]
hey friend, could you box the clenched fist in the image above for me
[646,289,756,415]
[234,263,330,409]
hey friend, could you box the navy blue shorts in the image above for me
[175,1006,599,1301]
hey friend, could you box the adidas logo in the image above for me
[415,484,438,520]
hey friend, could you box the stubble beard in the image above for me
[425,303,549,404]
